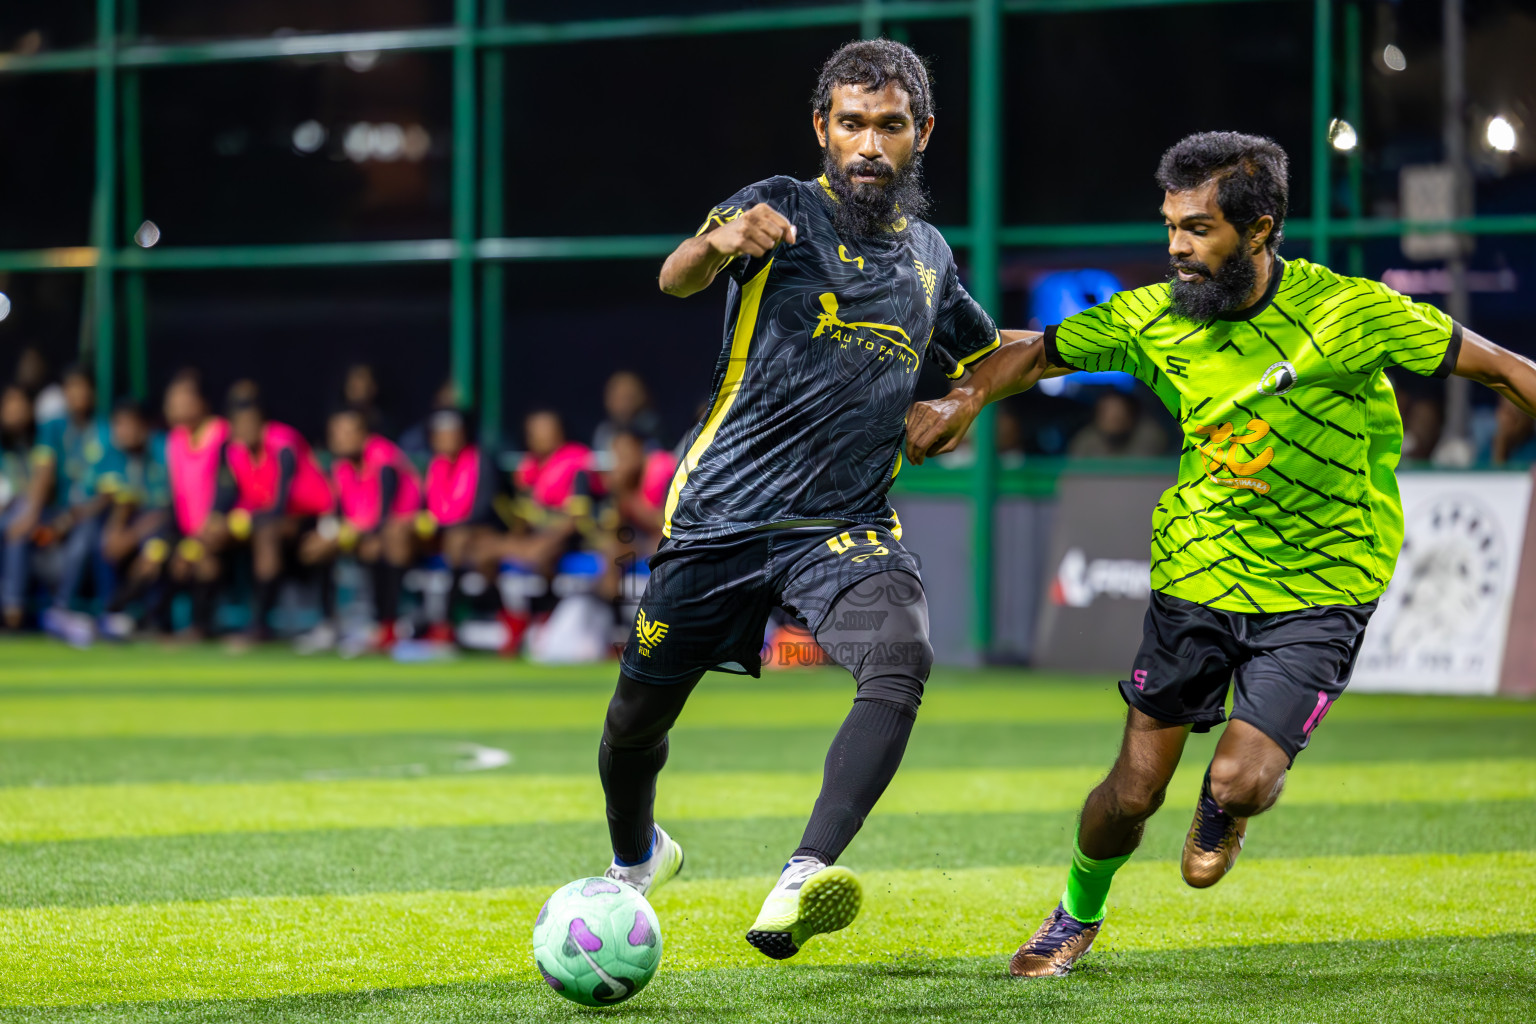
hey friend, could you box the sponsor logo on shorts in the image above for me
[1133,669,1149,690]
[826,529,891,563]
[635,610,669,657]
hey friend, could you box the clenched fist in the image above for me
[905,389,984,466]
[708,203,797,259]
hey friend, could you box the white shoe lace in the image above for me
[772,856,827,895]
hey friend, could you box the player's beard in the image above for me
[821,149,930,239]
[1167,236,1259,321]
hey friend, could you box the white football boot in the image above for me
[603,825,685,897]
[745,856,862,960]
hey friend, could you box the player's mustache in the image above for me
[841,159,895,182]
[1170,259,1213,279]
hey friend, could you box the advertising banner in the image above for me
[1352,471,1533,695]
[1033,474,1170,674]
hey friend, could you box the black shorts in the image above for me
[1122,590,1376,764]
[620,523,920,683]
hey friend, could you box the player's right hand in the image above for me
[905,389,983,466]
[707,203,797,259]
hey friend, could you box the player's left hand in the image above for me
[905,389,983,465]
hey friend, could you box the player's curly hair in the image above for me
[813,39,933,126]
[1156,132,1289,252]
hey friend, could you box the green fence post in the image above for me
[862,0,884,37]
[451,0,478,410]
[92,0,119,416]
[1343,0,1364,277]
[1311,0,1332,266]
[969,0,1001,660]
[121,0,148,400]
[480,0,505,449]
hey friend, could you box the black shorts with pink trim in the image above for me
[1120,590,1377,764]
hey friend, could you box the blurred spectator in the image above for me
[592,371,663,453]
[296,407,422,653]
[163,369,229,638]
[0,384,40,629]
[342,362,391,435]
[1068,391,1167,458]
[1492,396,1536,465]
[399,378,461,460]
[518,409,593,512]
[13,346,65,424]
[416,409,525,650]
[1400,395,1444,463]
[593,429,675,602]
[34,366,113,615]
[205,390,333,642]
[604,430,674,547]
[97,399,173,636]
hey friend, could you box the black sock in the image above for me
[794,699,915,864]
[598,672,699,864]
[599,737,671,865]
[253,577,279,633]
[191,579,217,635]
[147,581,173,632]
[446,569,465,623]
[108,573,150,614]
[314,564,336,622]
[373,562,402,623]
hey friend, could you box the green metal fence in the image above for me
[1,0,1532,655]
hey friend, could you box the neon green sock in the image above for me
[1060,833,1131,924]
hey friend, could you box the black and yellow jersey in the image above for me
[663,174,999,541]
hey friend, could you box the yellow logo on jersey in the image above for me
[838,245,865,271]
[695,205,743,236]
[635,610,669,656]
[811,293,920,373]
[1195,419,1275,494]
[912,259,938,306]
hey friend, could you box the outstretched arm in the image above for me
[658,203,796,298]
[1452,328,1536,418]
[905,330,1074,465]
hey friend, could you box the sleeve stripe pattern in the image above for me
[945,332,1000,379]
[1283,263,1457,380]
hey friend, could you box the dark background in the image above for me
[1,0,1533,449]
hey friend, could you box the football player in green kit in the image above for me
[905,131,1536,977]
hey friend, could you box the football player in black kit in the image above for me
[596,40,1026,961]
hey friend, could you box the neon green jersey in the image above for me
[1043,257,1462,612]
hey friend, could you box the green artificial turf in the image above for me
[0,638,1531,1021]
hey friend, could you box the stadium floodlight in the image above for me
[291,120,327,154]
[1487,115,1518,153]
[133,221,161,248]
[1328,118,1359,152]
[0,292,10,322]
[344,49,380,72]
[1382,44,1407,71]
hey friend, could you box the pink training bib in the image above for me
[640,450,677,510]
[425,446,482,526]
[516,441,592,508]
[333,435,422,531]
[168,417,230,535]
[226,421,333,517]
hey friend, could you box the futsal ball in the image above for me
[531,877,663,1006]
